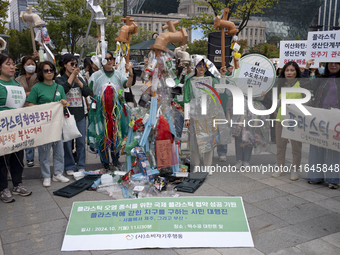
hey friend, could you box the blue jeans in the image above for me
[64,117,86,171]
[217,144,228,156]
[25,147,35,161]
[235,135,253,163]
[308,145,340,184]
[38,139,64,178]
[98,142,120,167]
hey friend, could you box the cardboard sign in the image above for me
[61,197,254,251]
[156,139,172,168]
[279,40,318,68]
[0,102,64,156]
[306,31,340,62]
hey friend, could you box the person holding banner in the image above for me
[26,61,70,187]
[16,55,39,168]
[56,54,91,176]
[272,61,302,181]
[300,60,340,189]
[0,53,32,203]
[88,51,133,170]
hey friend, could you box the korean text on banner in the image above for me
[279,40,318,68]
[306,31,340,62]
[0,102,64,156]
[61,197,254,251]
[282,105,340,152]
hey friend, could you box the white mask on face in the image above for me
[24,65,36,74]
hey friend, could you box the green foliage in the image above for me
[267,35,282,45]
[179,0,279,39]
[187,39,208,55]
[130,27,153,46]
[35,0,122,54]
[248,42,279,58]
[0,0,9,34]
[8,28,38,59]
[237,39,248,55]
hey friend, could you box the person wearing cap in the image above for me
[88,51,133,170]
[183,55,228,175]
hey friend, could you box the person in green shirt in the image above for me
[26,61,69,187]
[0,53,32,203]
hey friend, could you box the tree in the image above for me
[187,39,208,55]
[8,28,37,60]
[180,0,279,38]
[238,39,248,55]
[0,0,9,34]
[130,27,153,46]
[248,42,279,58]
[267,35,281,45]
[35,0,122,54]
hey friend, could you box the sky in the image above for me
[191,28,204,42]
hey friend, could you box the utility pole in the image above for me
[124,0,127,17]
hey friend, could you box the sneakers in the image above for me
[12,184,32,196]
[88,147,98,154]
[235,160,242,169]
[27,160,34,167]
[0,188,15,203]
[272,171,285,177]
[219,156,227,162]
[243,161,250,168]
[52,174,70,183]
[328,183,339,189]
[43,178,51,187]
[66,170,74,176]
[290,171,299,181]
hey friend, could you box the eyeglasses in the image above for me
[196,63,205,68]
[70,62,77,67]
[105,57,114,61]
[43,68,54,73]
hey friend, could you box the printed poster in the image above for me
[61,197,254,251]
[306,31,340,62]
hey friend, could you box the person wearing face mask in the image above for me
[55,54,92,176]
[300,60,340,189]
[0,53,32,203]
[16,56,39,168]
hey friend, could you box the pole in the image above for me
[124,0,127,17]
[221,27,225,67]
[29,21,36,52]
[78,12,94,68]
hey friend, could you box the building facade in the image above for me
[10,0,29,31]
[311,0,340,31]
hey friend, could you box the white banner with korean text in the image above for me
[306,31,340,62]
[0,102,64,156]
[282,105,340,152]
[279,40,319,68]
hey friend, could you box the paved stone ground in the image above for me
[0,82,339,255]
